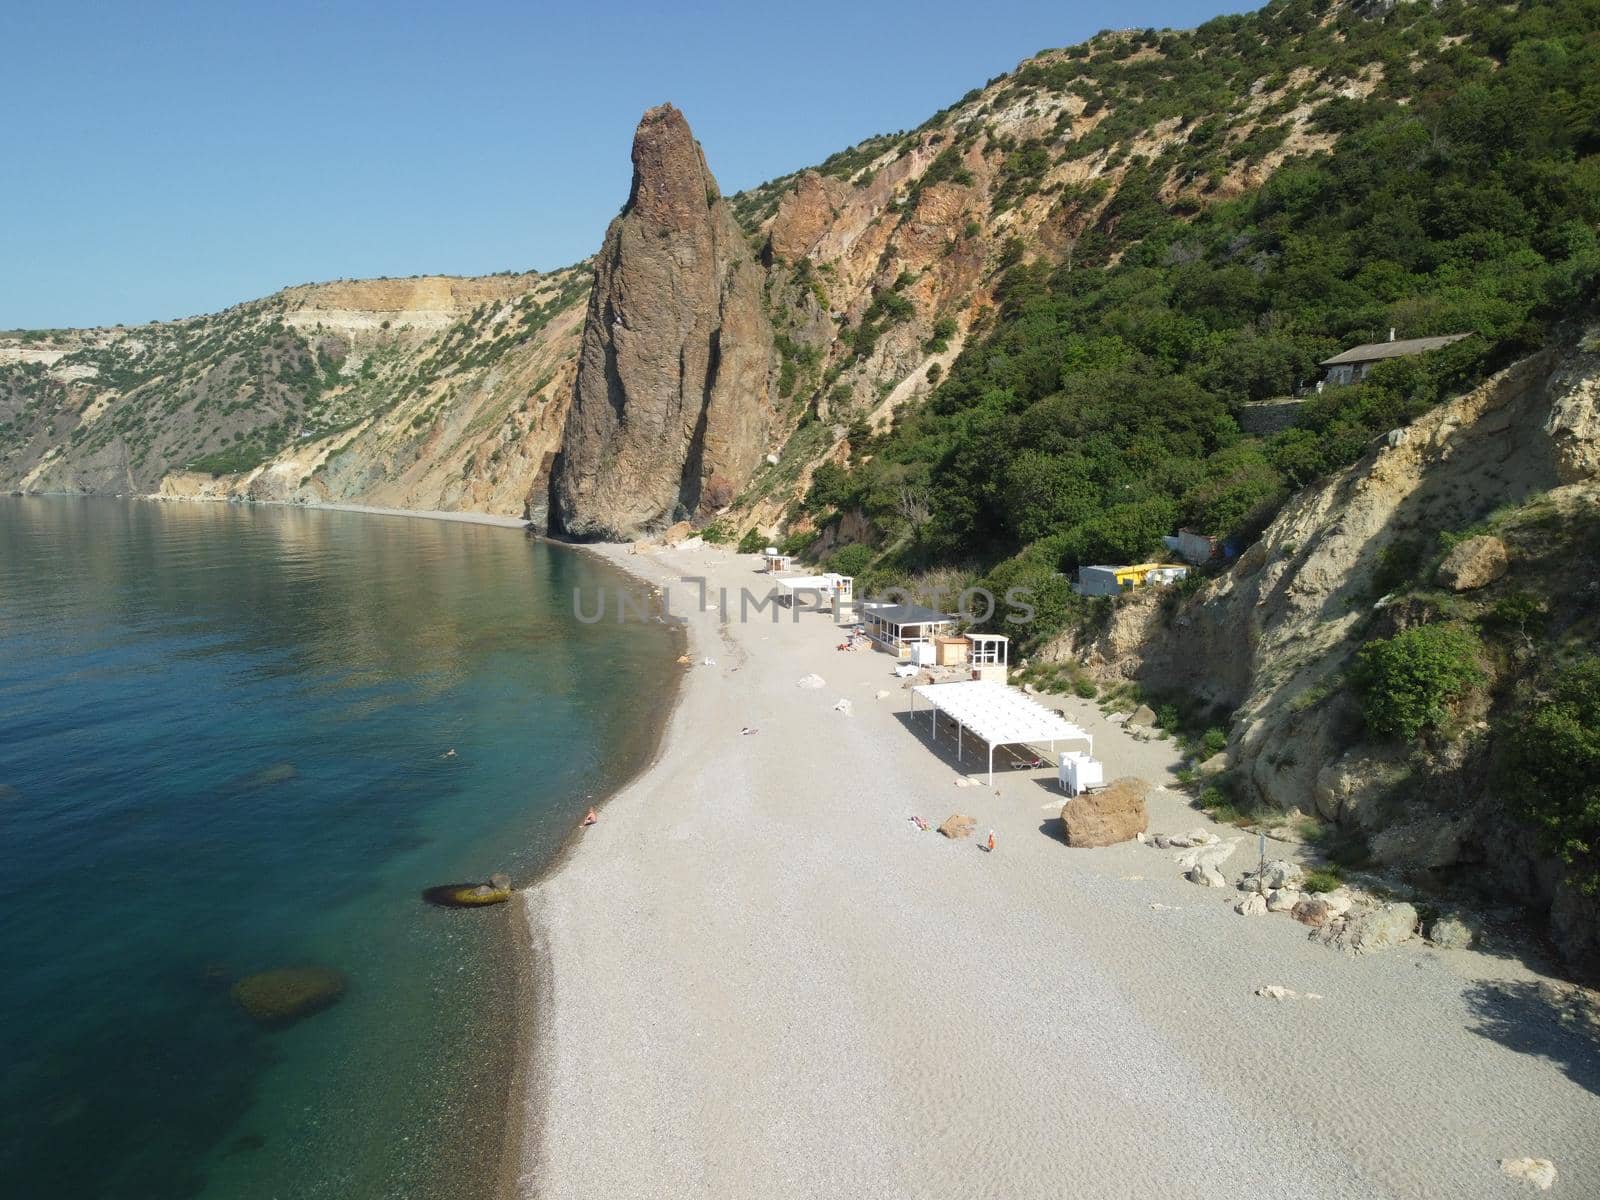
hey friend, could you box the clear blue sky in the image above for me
[1,0,1254,330]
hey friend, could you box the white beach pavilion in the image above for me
[770,572,854,610]
[909,680,1093,785]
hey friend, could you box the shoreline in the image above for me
[497,540,689,1200]
[513,541,1600,1199]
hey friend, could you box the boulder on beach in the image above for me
[231,967,347,1029]
[422,878,515,908]
[1320,901,1418,952]
[1060,777,1149,848]
[938,814,977,840]
[1126,705,1157,729]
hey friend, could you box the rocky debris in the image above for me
[1196,752,1229,777]
[1267,888,1302,912]
[1255,985,1324,1001]
[938,814,977,840]
[1293,897,1335,927]
[231,967,348,1029]
[874,689,890,700]
[1060,777,1149,848]
[1317,901,1418,952]
[662,520,693,545]
[796,673,826,689]
[1499,1158,1557,1191]
[1292,890,1356,928]
[832,698,853,715]
[1236,892,1269,917]
[551,105,773,539]
[1168,828,1219,848]
[1172,837,1240,877]
[1425,910,1480,949]
[1126,704,1157,729]
[1241,859,1304,891]
[1435,534,1509,591]
[1187,862,1227,888]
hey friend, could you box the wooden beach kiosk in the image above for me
[908,680,1093,785]
[861,602,956,658]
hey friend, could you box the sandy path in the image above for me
[518,544,1600,1199]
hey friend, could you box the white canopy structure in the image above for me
[909,680,1093,785]
[771,573,854,607]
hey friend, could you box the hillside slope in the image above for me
[12,0,1555,526]
[1,269,588,515]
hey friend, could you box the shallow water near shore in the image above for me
[0,496,676,1199]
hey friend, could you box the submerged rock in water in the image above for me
[423,878,515,908]
[231,966,347,1028]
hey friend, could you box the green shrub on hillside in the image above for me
[1501,656,1600,893]
[827,542,874,577]
[1351,623,1484,740]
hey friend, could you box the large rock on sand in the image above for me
[1060,777,1149,848]
[232,967,347,1029]
[1435,535,1508,591]
[938,814,977,840]
[1319,901,1418,953]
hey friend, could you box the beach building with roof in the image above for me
[771,572,854,612]
[861,601,956,658]
[1074,562,1187,596]
[1319,331,1471,386]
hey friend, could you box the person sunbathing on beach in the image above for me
[581,807,598,827]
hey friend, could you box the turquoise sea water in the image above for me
[0,497,675,1199]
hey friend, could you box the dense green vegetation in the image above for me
[805,0,1600,653]
[1503,655,1600,893]
[1351,622,1484,740]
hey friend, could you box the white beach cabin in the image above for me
[861,602,956,658]
[908,680,1094,785]
[771,572,854,613]
[762,551,794,574]
[966,633,1009,682]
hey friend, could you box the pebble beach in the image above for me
[515,541,1600,1199]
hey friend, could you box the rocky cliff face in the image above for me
[550,105,774,539]
[1052,332,1600,971]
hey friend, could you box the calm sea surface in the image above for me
[0,497,675,1199]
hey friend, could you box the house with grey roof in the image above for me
[1319,330,1472,386]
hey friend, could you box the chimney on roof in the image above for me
[1389,327,1396,342]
